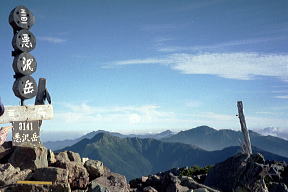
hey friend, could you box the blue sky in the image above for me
[0,0,288,139]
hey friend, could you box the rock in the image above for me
[143,186,158,192]
[194,188,209,192]
[250,153,265,164]
[55,151,70,162]
[66,162,89,190]
[180,176,219,192]
[30,167,69,184]
[141,176,148,183]
[47,149,56,165]
[268,182,288,192]
[8,145,48,170]
[204,153,269,192]
[0,183,71,192]
[67,151,82,163]
[145,175,161,187]
[92,172,129,192]
[84,160,105,180]
[88,181,109,192]
[0,142,13,163]
[0,163,31,186]
[82,157,89,164]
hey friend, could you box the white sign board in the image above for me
[0,104,53,124]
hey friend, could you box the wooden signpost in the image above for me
[0,5,54,147]
[237,101,252,156]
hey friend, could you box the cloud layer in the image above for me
[45,102,288,133]
[38,36,66,43]
[113,52,288,81]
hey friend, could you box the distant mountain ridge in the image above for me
[162,126,288,158]
[57,132,288,180]
[44,129,174,150]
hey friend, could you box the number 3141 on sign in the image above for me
[12,121,40,146]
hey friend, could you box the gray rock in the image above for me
[89,181,109,192]
[180,176,219,192]
[55,151,70,162]
[92,172,129,192]
[0,142,13,163]
[204,153,269,192]
[8,145,48,170]
[64,161,90,190]
[0,163,31,186]
[194,188,209,192]
[84,160,105,180]
[0,183,71,192]
[47,149,56,165]
[143,186,158,192]
[268,182,288,192]
[67,151,82,163]
[31,167,69,184]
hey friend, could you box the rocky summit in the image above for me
[0,141,287,192]
[0,141,129,192]
[130,153,288,192]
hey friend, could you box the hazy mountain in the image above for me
[254,127,288,140]
[162,126,288,158]
[44,130,174,151]
[57,132,288,180]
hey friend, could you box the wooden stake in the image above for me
[237,101,252,156]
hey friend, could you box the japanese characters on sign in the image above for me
[9,6,35,30]
[12,121,40,146]
[13,76,38,99]
[10,6,38,102]
[13,53,37,76]
[12,29,36,53]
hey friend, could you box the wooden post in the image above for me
[237,101,252,156]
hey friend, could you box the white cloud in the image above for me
[38,36,66,43]
[56,103,175,125]
[44,102,288,133]
[274,95,288,99]
[185,101,202,108]
[157,37,287,52]
[111,52,288,81]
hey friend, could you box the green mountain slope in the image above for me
[57,132,288,180]
[162,126,288,157]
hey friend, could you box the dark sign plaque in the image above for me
[13,75,38,100]
[12,121,40,146]
[9,5,35,30]
[13,52,37,76]
[12,29,36,52]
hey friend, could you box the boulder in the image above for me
[92,172,129,192]
[268,182,288,192]
[84,160,105,180]
[194,188,209,192]
[55,151,70,162]
[0,183,71,192]
[0,163,31,186]
[52,160,89,190]
[143,186,158,192]
[67,151,82,163]
[88,181,109,192]
[47,149,56,165]
[30,167,69,184]
[8,145,48,170]
[204,153,269,192]
[180,176,219,192]
[0,142,13,163]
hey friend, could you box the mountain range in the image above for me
[56,131,288,180]
[162,126,288,158]
[44,129,174,150]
